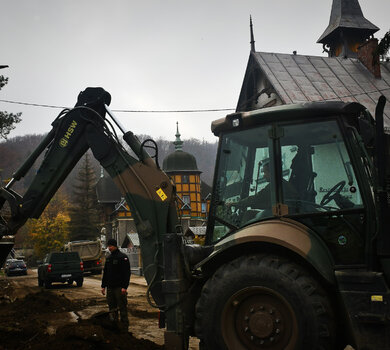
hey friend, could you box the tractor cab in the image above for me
[207,102,375,266]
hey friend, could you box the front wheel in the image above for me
[76,278,83,287]
[195,255,335,350]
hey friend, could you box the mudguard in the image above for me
[199,218,335,285]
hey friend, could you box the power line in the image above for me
[0,99,67,109]
[113,108,236,113]
[0,98,236,113]
[1,87,389,113]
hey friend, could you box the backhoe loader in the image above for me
[1,87,389,349]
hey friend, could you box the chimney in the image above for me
[357,38,381,78]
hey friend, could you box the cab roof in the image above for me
[211,101,369,136]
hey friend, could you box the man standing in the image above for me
[101,238,131,331]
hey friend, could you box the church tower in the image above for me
[162,123,206,229]
[317,0,379,58]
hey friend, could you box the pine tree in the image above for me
[0,75,22,139]
[377,30,390,59]
[68,153,100,241]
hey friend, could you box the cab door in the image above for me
[278,119,367,265]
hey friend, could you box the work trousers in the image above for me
[106,287,129,329]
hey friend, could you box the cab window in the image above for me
[280,120,363,214]
[211,124,272,241]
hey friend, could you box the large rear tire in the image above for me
[195,254,335,350]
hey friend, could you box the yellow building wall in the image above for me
[172,172,207,218]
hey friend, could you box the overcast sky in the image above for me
[1,0,389,143]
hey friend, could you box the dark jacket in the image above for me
[101,249,131,289]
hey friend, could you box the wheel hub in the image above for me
[248,311,273,338]
[222,287,298,349]
[238,302,284,346]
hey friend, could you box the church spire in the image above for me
[317,0,379,58]
[250,16,256,52]
[173,122,183,151]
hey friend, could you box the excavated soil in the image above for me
[0,280,163,350]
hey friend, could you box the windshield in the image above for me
[210,125,272,241]
[209,118,364,243]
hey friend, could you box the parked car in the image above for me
[4,259,27,276]
[37,252,84,288]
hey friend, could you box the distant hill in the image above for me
[0,133,217,199]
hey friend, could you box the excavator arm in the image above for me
[0,88,191,346]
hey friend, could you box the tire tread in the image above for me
[195,254,335,350]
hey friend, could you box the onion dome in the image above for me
[162,122,201,173]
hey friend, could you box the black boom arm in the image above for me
[0,89,178,294]
[0,88,194,347]
[0,88,111,235]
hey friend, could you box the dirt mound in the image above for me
[27,320,163,350]
[0,289,64,349]
[12,290,74,313]
[0,288,163,350]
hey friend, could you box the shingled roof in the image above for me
[237,52,390,126]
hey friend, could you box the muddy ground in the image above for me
[0,272,357,350]
[0,272,199,350]
[0,280,162,350]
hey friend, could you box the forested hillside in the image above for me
[0,132,218,200]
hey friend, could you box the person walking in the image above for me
[101,238,131,332]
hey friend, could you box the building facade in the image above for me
[162,123,210,233]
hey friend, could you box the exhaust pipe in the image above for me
[375,95,389,256]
